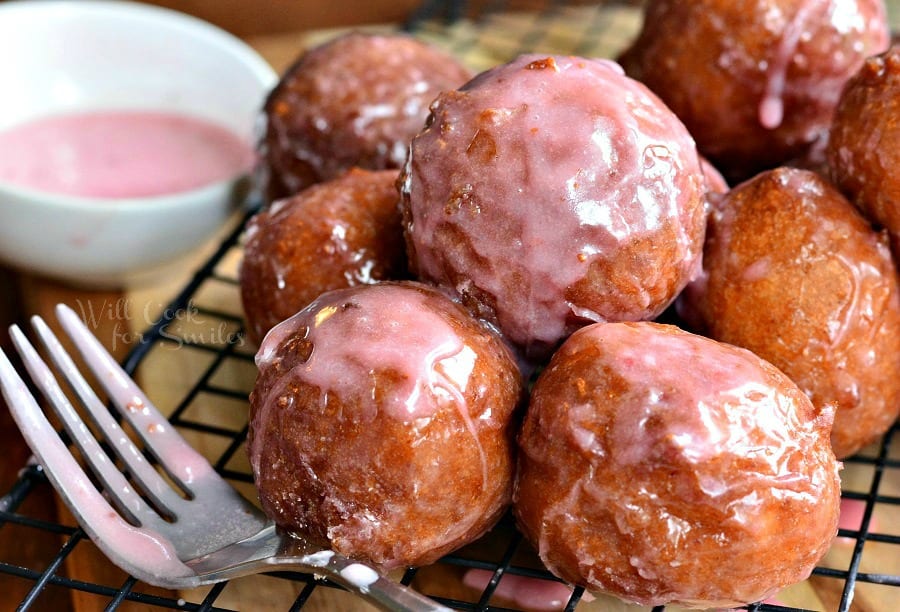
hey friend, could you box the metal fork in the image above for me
[0,304,450,611]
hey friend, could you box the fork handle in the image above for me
[187,525,452,611]
[298,552,453,612]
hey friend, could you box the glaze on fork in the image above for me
[0,304,450,611]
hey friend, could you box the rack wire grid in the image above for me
[2,1,899,611]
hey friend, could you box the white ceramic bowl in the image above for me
[0,0,277,287]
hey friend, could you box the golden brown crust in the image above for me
[261,32,472,200]
[514,321,840,607]
[239,168,408,345]
[401,54,706,362]
[826,45,900,254]
[248,282,524,569]
[688,167,900,458]
[619,0,889,182]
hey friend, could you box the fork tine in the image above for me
[55,304,217,491]
[0,343,192,582]
[29,315,186,521]
[9,324,162,527]
[0,343,99,507]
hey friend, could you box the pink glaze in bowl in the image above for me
[0,0,277,287]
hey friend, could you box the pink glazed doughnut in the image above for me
[514,321,841,608]
[618,0,889,181]
[401,54,706,361]
[679,167,900,459]
[247,281,523,569]
[261,32,472,200]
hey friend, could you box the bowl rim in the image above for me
[0,0,276,212]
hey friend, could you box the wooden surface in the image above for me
[1,2,900,611]
[141,0,421,38]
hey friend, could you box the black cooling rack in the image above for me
[2,1,900,610]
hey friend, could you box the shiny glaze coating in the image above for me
[239,168,407,344]
[401,54,705,361]
[683,168,900,458]
[261,32,471,200]
[514,321,840,608]
[827,45,900,254]
[248,282,523,569]
[619,0,889,181]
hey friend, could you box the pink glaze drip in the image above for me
[757,0,889,132]
[561,324,836,503]
[71,477,191,578]
[759,0,830,130]
[0,110,254,198]
[837,497,879,539]
[404,55,704,353]
[742,257,772,282]
[256,284,478,422]
[462,568,592,611]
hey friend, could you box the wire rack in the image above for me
[2,1,900,611]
